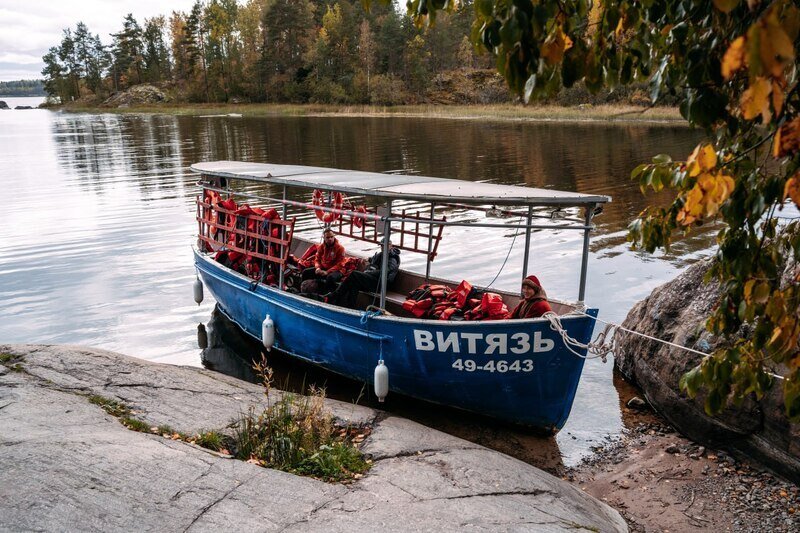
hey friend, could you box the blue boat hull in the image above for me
[195,250,597,431]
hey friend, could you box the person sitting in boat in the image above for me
[301,228,346,293]
[326,241,401,308]
[508,275,552,319]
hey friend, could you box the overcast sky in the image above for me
[0,1,197,82]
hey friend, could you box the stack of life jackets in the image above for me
[209,196,284,285]
[402,280,509,321]
[290,244,362,281]
[213,249,279,285]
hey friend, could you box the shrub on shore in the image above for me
[83,356,371,483]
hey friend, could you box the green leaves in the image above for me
[630,154,681,196]
[785,372,800,420]
[679,365,703,398]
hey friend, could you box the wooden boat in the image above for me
[192,161,611,431]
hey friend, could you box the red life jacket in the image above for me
[339,257,361,279]
[481,293,508,320]
[203,190,222,235]
[451,280,473,309]
[439,308,459,321]
[301,244,318,261]
[219,198,237,229]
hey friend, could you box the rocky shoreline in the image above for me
[3,340,799,531]
[0,344,625,532]
[614,258,800,483]
[570,376,800,532]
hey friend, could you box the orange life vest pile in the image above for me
[289,244,361,280]
[402,280,509,321]
[204,193,284,285]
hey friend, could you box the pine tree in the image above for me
[42,47,68,102]
[111,14,144,89]
[260,0,315,100]
[143,16,171,83]
[57,29,81,99]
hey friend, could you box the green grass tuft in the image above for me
[294,442,370,482]
[1,353,24,370]
[121,417,151,433]
[228,387,370,482]
[88,395,130,418]
[81,361,370,483]
[196,431,225,451]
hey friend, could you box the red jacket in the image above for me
[315,239,346,272]
[508,297,552,319]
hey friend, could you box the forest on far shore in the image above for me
[41,0,497,106]
[40,0,652,108]
[0,80,45,97]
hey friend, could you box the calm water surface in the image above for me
[0,102,710,466]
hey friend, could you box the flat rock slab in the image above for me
[0,344,626,532]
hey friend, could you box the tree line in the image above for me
[42,0,491,105]
[0,80,45,97]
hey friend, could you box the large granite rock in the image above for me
[0,344,626,532]
[615,258,800,482]
[103,84,170,107]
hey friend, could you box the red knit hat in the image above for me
[522,275,541,289]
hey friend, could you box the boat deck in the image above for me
[290,237,576,319]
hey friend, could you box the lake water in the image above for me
[0,100,710,466]
[0,96,47,109]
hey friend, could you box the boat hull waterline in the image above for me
[195,250,598,431]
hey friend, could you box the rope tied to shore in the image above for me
[542,312,615,362]
[543,310,785,381]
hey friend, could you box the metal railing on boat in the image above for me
[196,179,599,310]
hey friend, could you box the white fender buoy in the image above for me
[261,315,275,350]
[197,323,208,349]
[374,360,389,402]
[193,277,204,305]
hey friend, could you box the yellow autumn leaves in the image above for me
[773,117,800,158]
[540,25,573,66]
[677,144,735,226]
[717,2,800,212]
[742,279,800,356]
[720,2,798,124]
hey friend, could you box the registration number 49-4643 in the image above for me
[451,359,534,373]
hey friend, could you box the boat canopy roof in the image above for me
[192,161,611,207]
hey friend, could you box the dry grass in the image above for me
[82,358,370,483]
[60,102,683,125]
[227,357,370,482]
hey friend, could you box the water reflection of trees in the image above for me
[51,114,188,199]
[175,115,707,239]
[52,112,712,247]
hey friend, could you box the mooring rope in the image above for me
[543,309,786,381]
[360,309,382,325]
[542,312,614,362]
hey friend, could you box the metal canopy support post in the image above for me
[379,200,393,310]
[578,203,595,304]
[521,205,533,282]
[278,185,287,289]
[425,203,435,282]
